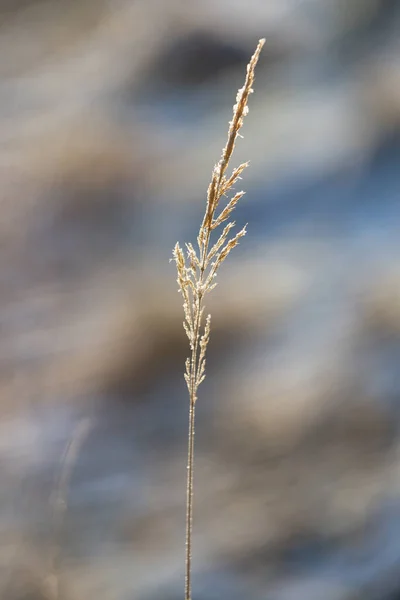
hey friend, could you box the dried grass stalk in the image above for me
[48,419,91,598]
[172,39,265,600]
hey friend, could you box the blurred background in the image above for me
[1,0,400,598]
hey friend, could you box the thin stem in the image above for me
[185,397,196,600]
[48,419,90,598]
[185,293,202,600]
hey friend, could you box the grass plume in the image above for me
[172,38,265,600]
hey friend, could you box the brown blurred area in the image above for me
[1,1,400,598]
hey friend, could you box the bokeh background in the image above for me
[1,1,400,598]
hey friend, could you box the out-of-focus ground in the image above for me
[1,1,400,598]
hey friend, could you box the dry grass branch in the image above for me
[172,38,264,600]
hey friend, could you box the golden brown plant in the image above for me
[172,39,265,600]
